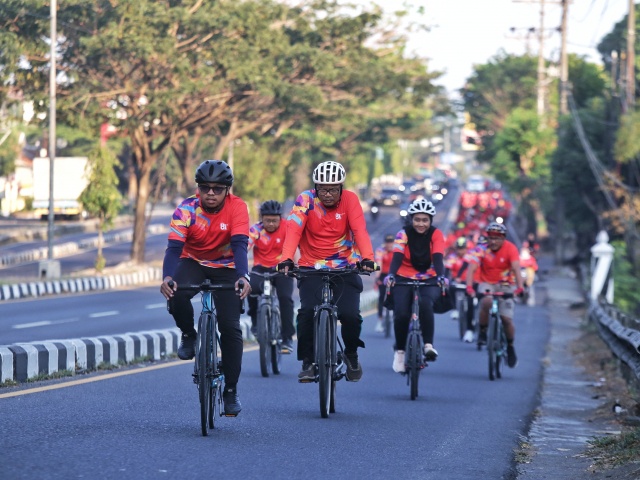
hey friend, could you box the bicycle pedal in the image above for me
[223,412,239,417]
[298,377,317,384]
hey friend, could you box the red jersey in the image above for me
[444,252,466,280]
[249,220,287,268]
[168,194,249,269]
[282,189,374,268]
[469,240,519,284]
[392,228,445,280]
[374,246,394,274]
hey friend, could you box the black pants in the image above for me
[296,270,364,362]
[392,277,440,350]
[247,265,295,341]
[169,259,243,387]
[449,284,475,330]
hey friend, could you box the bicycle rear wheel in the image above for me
[257,304,271,377]
[270,307,282,375]
[487,314,498,381]
[198,314,212,436]
[457,294,466,340]
[209,323,220,429]
[317,309,332,418]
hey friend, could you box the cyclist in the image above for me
[277,161,376,382]
[519,243,539,306]
[374,233,395,332]
[465,222,524,368]
[160,159,251,416]
[445,236,475,342]
[247,200,295,353]
[385,198,446,373]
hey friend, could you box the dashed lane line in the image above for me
[89,311,119,318]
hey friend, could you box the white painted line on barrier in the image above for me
[13,321,52,329]
[89,311,119,318]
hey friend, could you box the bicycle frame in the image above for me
[477,290,514,381]
[252,271,283,377]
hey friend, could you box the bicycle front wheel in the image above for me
[317,309,332,418]
[198,314,212,436]
[487,313,498,381]
[496,325,505,380]
[384,309,392,338]
[257,304,271,377]
[270,307,282,375]
[457,294,467,340]
[406,332,422,400]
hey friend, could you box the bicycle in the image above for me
[382,305,392,338]
[452,282,468,340]
[251,271,283,377]
[289,266,371,418]
[477,290,514,381]
[168,279,243,436]
[388,279,445,400]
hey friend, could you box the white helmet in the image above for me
[407,197,436,216]
[312,161,346,184]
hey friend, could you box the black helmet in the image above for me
[455,236,467,248]
[384,234,395,243]
[195,160,234,186]
[260,200,282,216]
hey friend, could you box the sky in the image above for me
[351,0,633,94]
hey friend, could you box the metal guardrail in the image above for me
[578,264,640,387]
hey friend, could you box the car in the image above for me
[378,186,402,206]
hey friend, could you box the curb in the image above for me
[0,267,162,301]
[0,290,377,384]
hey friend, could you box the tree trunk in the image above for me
[131,166,152,264]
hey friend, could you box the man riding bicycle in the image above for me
[277,161,376,382]
[160,160,251,416]
[374,233,395,332]
[247,200,295,353]
[445,236,476,343]
[465,222,524,368]
[385,198,447,373]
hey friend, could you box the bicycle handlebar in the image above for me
[287,265,374,279]
[168,279,243,292]
[250,271,283,279]
[476,290,515,299]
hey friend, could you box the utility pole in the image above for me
[627,0,635,108]
[559,0,569,115]
[536,0,546,117]
[47,0,57,260]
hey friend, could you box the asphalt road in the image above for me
[0,300,546,480]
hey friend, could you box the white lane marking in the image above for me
[89,311,119,318]
[52,317,80,325]
[13,321,52,329]
[145,303,166,309]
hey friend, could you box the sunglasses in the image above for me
[316,187,341,196]
[198,185,227,195]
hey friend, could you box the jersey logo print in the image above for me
[220,223,228,230]
[335,213,342,220]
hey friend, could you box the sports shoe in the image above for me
[281,339,294,354]
[177,331,197,360]
[344,351,363,382]
[450,310,459,320]
[463,330,474,343]
[298,360,315,382]
[478,328,487,346]
[374,320,384,333]
[424,344,438,362]
[250,324,257,337]
[392,350,405,373]
[507,345,518,368]
[222,388,242,416]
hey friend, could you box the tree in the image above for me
[79,145,122,272]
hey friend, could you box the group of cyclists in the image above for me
[159,158,529,417]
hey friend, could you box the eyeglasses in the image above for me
[262,218,280,224]
[198,185,227,195]
[316,187,341,196]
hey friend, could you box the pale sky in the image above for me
[352,0,633,94]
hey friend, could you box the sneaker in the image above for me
[392,350,405,373]
[507,345,518,368]
[463,330,474,343]
[450,310,459,320]
[250,324,257,337]
[298,360,315,382]
[374,320,384,333]
[424,344,438,362]
[222,388,242,416]
[177,331,197,360]
[344,351,363,382]
[478,328,487,346]
[281,339,294,355]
